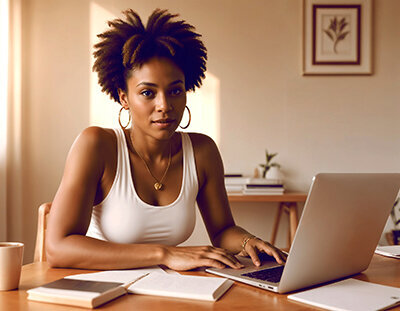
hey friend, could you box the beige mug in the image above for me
[0,242,24,291]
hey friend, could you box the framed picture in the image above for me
[303,0,372,75]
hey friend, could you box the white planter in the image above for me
[265,166,282,180]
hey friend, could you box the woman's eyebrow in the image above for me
[169,79,184,86]
[136,80,184,88]
[136,82,157,87]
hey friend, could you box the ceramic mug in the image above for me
[0,242,24,291]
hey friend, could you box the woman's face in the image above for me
[119,57,186,140]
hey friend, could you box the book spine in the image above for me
[246,184,284,188]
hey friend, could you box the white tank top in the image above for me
[86,128,198,245]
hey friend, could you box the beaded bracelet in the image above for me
[241,235,256,252]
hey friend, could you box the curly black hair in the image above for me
[92,9,207,104]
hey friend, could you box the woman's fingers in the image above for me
[200,258,226,269]
[164,246,243,270]
[245,244,262,266]
[258,244,286,264]
[199,246,243,269]
[244,238,287,265]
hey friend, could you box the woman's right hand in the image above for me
[162,245,244,271]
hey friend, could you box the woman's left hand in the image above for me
[239,237,287,266]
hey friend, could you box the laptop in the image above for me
[206,173,400,293]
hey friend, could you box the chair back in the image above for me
[34,202,51,262]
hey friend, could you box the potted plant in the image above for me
[389,198,400,245]
[259,149,281,178]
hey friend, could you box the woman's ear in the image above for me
[118,88,129,109]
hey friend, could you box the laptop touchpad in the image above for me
[237,253,277,268]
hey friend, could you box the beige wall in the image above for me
[6,0,400,263]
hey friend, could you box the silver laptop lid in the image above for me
[279,173,400,293]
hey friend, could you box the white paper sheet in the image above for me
[375,245,400,259]
[288,279,400,311]
[65,266,166,284]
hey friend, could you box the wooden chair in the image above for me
[33,202,51,262]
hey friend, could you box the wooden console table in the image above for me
[228,193,308,247]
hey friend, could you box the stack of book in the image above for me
[244,178,284,195]
[224,175,284,195]
[224,174,249,193]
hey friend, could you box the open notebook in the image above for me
[27,266,233,308]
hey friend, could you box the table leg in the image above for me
[288,203,299,246]
[270,203,284,245]
[270,202,300,248]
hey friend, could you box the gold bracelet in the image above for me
[241,235,256,252]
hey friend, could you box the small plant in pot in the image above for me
[389,198,400,245]
[259,149,281,178]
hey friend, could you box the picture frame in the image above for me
[303,0,372,75]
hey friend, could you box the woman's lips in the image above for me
[152,118,175,128]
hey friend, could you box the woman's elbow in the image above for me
[45,237,68,268]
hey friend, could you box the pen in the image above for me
[123,272,150,290]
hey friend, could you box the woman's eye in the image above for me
[140,90,154,97]
[170,88,183,96]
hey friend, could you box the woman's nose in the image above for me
[156,93,172,112]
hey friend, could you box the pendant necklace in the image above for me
[129,136,172,191]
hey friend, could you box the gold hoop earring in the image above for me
[179,106,191,129]
[118,107,131,129]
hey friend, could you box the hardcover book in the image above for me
[27,278,127,308]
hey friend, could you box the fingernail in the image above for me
[255,261,260,266]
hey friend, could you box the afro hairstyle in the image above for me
[92,8,207,104]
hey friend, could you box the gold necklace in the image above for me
[129,137,172,191]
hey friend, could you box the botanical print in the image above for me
[315,6,359,63]
[303,0,372,75]
[323,16,350,54]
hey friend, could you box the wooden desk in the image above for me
[1,255,399,310]
[228,193,308,247]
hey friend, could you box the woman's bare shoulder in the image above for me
[187,132,217,152]
[64,127,117,173]
[187,133,222,174]
[78,126,115,142]
[73,126,116,152]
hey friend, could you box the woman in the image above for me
[46,9,286,270]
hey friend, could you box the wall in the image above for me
[6,0,400,262]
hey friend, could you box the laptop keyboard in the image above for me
[256,252,275,262]
[241,265,284,283]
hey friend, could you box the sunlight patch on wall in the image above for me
[89,2,120,127]
[184,72,221,145]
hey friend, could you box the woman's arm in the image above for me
[46,127,169,269]
[46,127,243,270]
[192,133,286,266]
